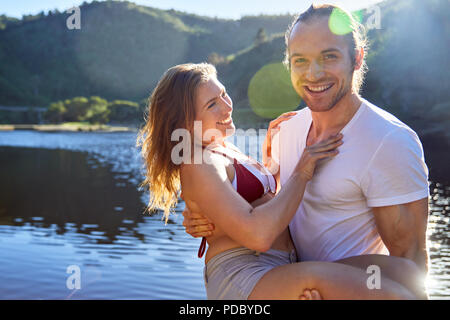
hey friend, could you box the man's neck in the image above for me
[309,92,363,139]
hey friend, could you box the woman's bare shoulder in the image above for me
[180,151,229,187]
[180,150,236,210]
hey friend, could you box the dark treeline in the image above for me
[44,96,145,124]
[0,96,145,125]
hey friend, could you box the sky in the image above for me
[0,0,385,19]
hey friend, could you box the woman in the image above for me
[138,63,426,300]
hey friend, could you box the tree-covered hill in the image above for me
[0,0,292,106]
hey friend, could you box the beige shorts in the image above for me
[203,247,297,300]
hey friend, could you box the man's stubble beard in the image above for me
[301,71,354,113]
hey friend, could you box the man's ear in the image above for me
[354,47,364,70]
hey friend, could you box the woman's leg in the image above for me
[334,254,428,299]
[248,261,416,300]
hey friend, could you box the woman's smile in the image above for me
[217,115,233,126]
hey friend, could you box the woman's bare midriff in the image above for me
[205,227,295,264]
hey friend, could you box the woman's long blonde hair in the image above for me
[137,63,217,222]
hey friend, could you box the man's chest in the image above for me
[281,140,371,207]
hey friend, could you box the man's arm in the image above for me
[372,198,429,273]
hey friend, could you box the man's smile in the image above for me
[304,83,334,94]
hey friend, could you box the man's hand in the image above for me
[182,206,215,238]
[262,111,297,170]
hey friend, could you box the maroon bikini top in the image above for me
[197,147,277,258]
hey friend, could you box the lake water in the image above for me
[0,130,449,299]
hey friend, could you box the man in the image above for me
[183,4,429,281]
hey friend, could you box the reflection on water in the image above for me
[427,182,450,298]
[0,147,154,245]
[0,130,448,299]
[0,144,205,299]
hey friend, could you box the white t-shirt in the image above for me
[272,99,429,262]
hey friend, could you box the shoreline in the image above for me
[0,123,138,132]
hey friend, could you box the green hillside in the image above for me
[0,0,292,106]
